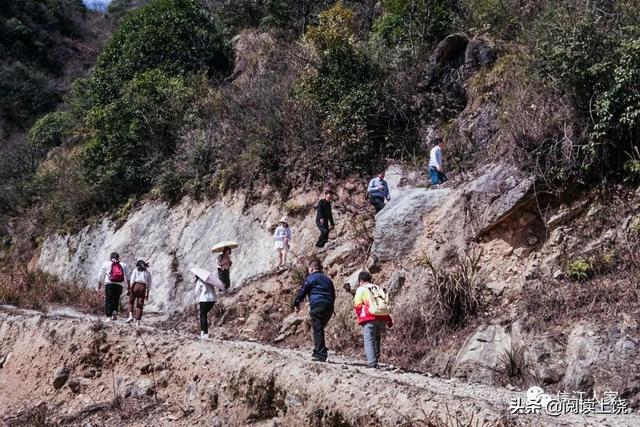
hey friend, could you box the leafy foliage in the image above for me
[82,69,197,204]
[372,0,459,48]
[301,3,386,175]
[88,0,230,106]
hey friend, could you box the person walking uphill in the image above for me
[97,252,130,321]
[428,138,448,186]
[315,188,335,248]
[126,260,152,326]
[217,247,232,290]
[353,272,393,368]
[293,260,335,362]
[367,170,390,213]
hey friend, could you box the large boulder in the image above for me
[464,38,496,77]
[452,324,512,384]
[371,188,450,261]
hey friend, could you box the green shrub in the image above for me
[88,0,230,106]
[534,4,640,180]
[82,69,196,205]
[0,62,61,126]
[566,258,592,281]
[372,0,459,48]
[27,111,73,152]
[301,3,386,175]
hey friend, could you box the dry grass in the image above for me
[419,250,483,327]
[0,264,102,314]
[385,251,483,370]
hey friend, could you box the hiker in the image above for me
[428,138,448,186]
[315,188,335,248]
[367,170,390,213]
[97,252,130,321]
[293,259,335,362]
[126,260,152,326]
[353,271,393,368]
[274,216,292,266]
[194,273,226,340]
[217,247,232,290]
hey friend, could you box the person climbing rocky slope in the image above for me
[31,160,640,411]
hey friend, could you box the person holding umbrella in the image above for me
[191,267,227,340]
[211,240,237,290]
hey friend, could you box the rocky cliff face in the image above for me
[33,162,640,407]
[36,192,322,311]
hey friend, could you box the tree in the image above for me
[88,0,230,106]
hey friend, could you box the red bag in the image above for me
[109,261,125,282]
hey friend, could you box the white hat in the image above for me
[279,216,288,224]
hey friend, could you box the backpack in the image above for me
[109,261,125,283]
[366,284,391,316]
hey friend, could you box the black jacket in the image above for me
[316,199,334,227]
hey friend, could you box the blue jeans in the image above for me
[430,167,447,185]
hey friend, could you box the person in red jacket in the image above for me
[353,271,393,368]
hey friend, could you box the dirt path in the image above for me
[1,306,638,426]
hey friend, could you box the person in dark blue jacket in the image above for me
[293,259,335,362]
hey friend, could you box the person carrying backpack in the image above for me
[97,252,130,321]
[126,260,152,326]
[293,259,335,362]
[353,271,393,368]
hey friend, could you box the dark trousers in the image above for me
[199,301,215,334]
[369,195,385,213]
[127,283,146,320]
[309,303,334,361]
[218,269,230,289]
[316,224,330,248]
[104,283,123,317]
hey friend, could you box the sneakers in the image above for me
[135,320,141,327]
[311,356,327,363]
[200,332,210,341]
[125,314,133,323]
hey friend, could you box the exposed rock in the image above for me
[452,325,511,384]
[485,281,508,296]
[372,188,450,261]
[68,378,82,394]
[37,194,317,311]
[52,367,70,389]
[433,33,468,65]
[274,313,304,343]
[344,270,361,294]
[563,324,599,395]
[464,38,495,77]
[386,272,405,300]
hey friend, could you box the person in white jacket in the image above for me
[195,273,226,340]
[273,216,292,266]
[126,260,152,326]
[97,252,130,321]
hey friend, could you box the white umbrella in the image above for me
[210,240,239,253]
[190,268,226,290]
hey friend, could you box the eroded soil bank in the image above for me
[1,308,639,426]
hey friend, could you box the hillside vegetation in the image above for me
[1,0,639,251]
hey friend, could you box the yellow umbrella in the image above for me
[210,240,239,253]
